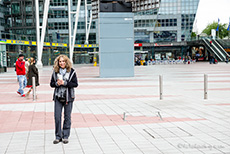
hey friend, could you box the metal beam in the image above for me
[68,0,81,62]
[85,3,93,44]
[35,0,50,68]
[68,0,72,61]
[85,0,88,44]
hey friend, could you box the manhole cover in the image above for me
[143,127,192,139]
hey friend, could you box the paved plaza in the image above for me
[0,62,230,154]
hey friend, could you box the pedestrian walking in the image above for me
[16,54,27,97]
[25,58,30,74]
[209,54,214,64]
[25,57,39,96]
[50,55,78,144]
[210,40,212,47]
[225,55,229,64]
[145,55,148,65]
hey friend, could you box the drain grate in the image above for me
[143,127,192,139]
[123,111,163,121]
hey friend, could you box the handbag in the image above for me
[56,88,66,103]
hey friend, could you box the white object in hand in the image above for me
[57,74,63,80]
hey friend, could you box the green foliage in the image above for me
[191,32,196,38]
[202,21,228,39]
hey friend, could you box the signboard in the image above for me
[0,39,98,48]
[211,29,216,39]
[134,43,142,47]
[5,39,30,45]
[74,44,99,48]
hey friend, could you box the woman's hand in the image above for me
[57,79,64,86]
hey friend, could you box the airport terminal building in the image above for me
[0,0,200,68]
[134,0,199,43]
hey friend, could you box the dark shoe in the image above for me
[62,139,69,144]
[53,139,61,144]
[17,91,21,95]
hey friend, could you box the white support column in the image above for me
[35,0,40,62]
[68,0,81,63]
[85,0,88,44]
[85,10,92,44]
[68,0,72,62]
[35,0,50,68]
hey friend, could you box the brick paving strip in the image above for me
[0,63,230,154]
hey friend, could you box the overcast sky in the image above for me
[195,0,230,34]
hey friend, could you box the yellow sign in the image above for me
[51,43,68,47]
[44,42,50,46]
[1,39,98,48]
[6,39,29,45]
[74,44,99,48]
[32,41,36,46]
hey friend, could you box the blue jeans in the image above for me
[17,75,27,95]
[209,58,214,64]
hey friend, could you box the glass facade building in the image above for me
[134,0,200,43]
[0,0,200,67]
[2,0,96,44]
[1,0,98,66]
[0,1,6,36]
[2,0,200,44]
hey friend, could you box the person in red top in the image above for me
[16,54,27,97]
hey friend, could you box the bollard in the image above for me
[159,75,163,100]
[123,112,126,121]
[32,77,36,101]
[204,74,208,99]
[157,111,163,121]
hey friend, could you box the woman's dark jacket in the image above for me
[50,68,78,102]
[27,64,39,86]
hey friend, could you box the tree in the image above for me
[202,21,228,39]
[191,32,196,38]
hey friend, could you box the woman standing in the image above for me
[50,55,78,144]
[26,57,39,96]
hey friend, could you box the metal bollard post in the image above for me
[157,111,163,121]
[32,77,36,101]
[123,112,126,121]
[159,75,163,100]
[204,74,208,99]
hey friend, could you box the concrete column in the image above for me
[99,13,134,77]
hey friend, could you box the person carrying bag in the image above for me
[50,55,78,144]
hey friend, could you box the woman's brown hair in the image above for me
[53,55,72,73]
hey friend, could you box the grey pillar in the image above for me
[99,12,134,77]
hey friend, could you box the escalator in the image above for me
[202,38,229,61]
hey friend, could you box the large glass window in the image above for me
[134,0,199,42]
[12,3,20,14]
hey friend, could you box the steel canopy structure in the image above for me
[35,0,161,67]
[35,0,93,67]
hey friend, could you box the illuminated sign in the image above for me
[134,43,142,47]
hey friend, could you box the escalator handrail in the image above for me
[212,40,226,59]
[206,38,225,61]
[202,39,222,61]
[214,39,230,57]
